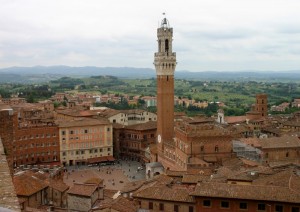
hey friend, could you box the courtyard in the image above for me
[63,160,146,190]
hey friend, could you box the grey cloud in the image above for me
[181,29,254,40]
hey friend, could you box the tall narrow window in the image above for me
[149,202,153,210]
[159,203,164,210]
[159,40,161,52]
[165,39,169,52]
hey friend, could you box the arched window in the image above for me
[215,145,219,152]
[165,39,169,52]
[286,152,289,157]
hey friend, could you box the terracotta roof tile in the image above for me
[125,121,157,131]
[151,174,174,184]
[133,185,195,203]
[120,180,145,193]
[253,168,300,191]
[67,183,98,197]
[84,177,104,185]
[225,116,247,124]
[259,135,300,149]
[182,174,209,184]
[49,179,69,192]
[96,196,138,212]
[57,117,110,128]
[13,172,48,196]
[109,196,139,212]
[56,109,95,117]
[191,182,300,203]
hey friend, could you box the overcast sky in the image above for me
[1,0,300,71]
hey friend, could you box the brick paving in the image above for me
[63,160,145,190]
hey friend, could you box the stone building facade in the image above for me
[173,118,233,171]
[67,183,99,212]
[101,109,157,126]
[260,135,300,164]
[58,117,113,166]
[115,121,157,163]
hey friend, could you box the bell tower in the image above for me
[255,93,268,117]
[154,16,176,154]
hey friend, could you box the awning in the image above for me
[106,156,115,161]
[87,156,115,164]
[75,159,87,163]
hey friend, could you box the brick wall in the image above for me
[0,137,20,211]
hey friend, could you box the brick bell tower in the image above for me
[154,16,176,155]
[256,93,268,118]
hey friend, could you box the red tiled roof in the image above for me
[133,185,195,203]
[225,116,246,124]
[191,182,300,203]
[57,117,110,128]
[84,178,103,185]
[13,172,48,196]
[259,135,300,149]
[182,174,209,184]
[67,183,98,197]
[125,121,157,131]
[49,179,69,192]
[253,168,300,190]
[120,181,145,193]
[109,196,139,212]
[96,196,138,212]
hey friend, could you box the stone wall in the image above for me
[67,194,91,212]
[0,137,20,211]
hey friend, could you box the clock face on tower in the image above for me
[158,134,161,143]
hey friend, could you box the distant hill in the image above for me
[0,66,300,83]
